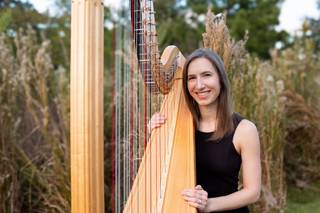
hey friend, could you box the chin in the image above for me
[196,98,218,107]
[197,100,213,106]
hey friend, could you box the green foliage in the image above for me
[154,0,204,54]
[0,0,48,31]
[285,182,320,213]
[41,0,113,69]
[155,0,289,58]
[0,10,12,32]
[227,0,287,58]
[104,7,114,70]
[158,15,204,54]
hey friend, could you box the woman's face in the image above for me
[187,57,221,108]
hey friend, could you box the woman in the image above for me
[149,48,261,212]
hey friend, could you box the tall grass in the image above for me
[272,38,320,187]
[0,27,70,212]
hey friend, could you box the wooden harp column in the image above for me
[70,0,104,212]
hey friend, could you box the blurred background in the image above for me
[0,0,319,212]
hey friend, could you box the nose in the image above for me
[195,77,205,89]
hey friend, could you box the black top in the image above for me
[196,113,250,213]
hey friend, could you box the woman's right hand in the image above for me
[148,112,166,133]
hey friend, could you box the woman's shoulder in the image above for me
[234,117,259,149]
[232,112,256,131]
[237,119,257,133]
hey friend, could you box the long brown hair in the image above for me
[182,48,234,140]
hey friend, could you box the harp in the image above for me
[113,0,196,212]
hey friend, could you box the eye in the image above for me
[188,76,195,81]
[203,73,212,77]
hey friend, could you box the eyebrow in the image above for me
[201,71,213,74]
[188,70,214,76]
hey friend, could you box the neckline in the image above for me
[196,129,215,134]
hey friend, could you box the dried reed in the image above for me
[272,38,320,187]
[0,27,70,213]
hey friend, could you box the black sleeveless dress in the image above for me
[196,113,250,213]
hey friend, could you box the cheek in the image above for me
[187,82,194,92]
[216,84,221,96]
[217,81,221,92]
[209,79,221,96]
[216,83,222,97]
[207,78,220,89]
[214,78,221,90]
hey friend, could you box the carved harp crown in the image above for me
[122,0,197,212]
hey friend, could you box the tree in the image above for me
[152,0,204,54]
[45,0,113,69]
[0,0,48,32]
[154,0,289,58]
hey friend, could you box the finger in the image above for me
[151,118,165,125]
[182,194,203,204]
[156,115,166,120]
[195,186,208,198]
[187,201,200,208]
[195,185,202,190]
[187,197,204,209]
[154,113,165,119]
[182,195,197,203]
[156,119,166,123]
[182,195,206,210]
[181,190,196,198]
[196,185,203,189]
[152,125,160,129]
[181,188,193,194]
[184,188,205,199]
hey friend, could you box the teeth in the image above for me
[197,91,209,94]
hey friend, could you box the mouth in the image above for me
[195,90,211,99]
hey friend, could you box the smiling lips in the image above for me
[195,90,211,99]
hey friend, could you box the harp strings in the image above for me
[113,1,141,211]
[113,0,174,212]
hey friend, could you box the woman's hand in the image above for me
[147,112,166,133]
[181,185,208,212]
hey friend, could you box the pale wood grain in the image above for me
[70,0,104,212]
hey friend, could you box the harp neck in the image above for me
[132,0,161,93]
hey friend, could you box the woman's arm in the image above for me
[205,119,261,212]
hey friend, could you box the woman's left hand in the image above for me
[181,185,208,212]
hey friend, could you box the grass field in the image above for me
[285,182,320,213]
